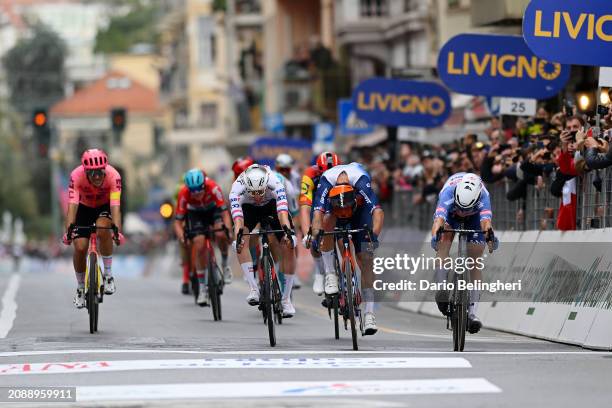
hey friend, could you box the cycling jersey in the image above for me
[275,171,299,216]
[68,165,122,208]
[434,172,492,222]
[229,168,288,221]
[313,162,380,214]
[175,178,227,221]
[299,165,322,207]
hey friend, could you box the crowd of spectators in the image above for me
[381,103,612,231]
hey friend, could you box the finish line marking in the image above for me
[0,274,20,339]
[0,349,607,358]
[75,378,501,401]
[0,357,471,376]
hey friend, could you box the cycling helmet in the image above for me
[316,152,340,172]
[329,184,357,219]
[232,156,255,179]
[275,153,294,169]
[243,164,270,196]
[184,168,206,192]
[81,149,108,170]
[454,173,483,209]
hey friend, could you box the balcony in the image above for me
[471,0,529,26]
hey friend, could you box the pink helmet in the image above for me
[81,149,108,170]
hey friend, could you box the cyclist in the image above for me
[230,164,298,317]
[63,149,124,309]
[174,168,233,306]
[299,152,340,295]
[310,162,384,335]
[274,153,301,289]
[232,156,255,181]
[174,173,191,295]
[430,172,499,334]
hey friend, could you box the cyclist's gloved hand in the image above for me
[115,232,125,246]
[430,234,439,251]
[302,234,311,249]
[62,232,71,246]
[369,232,379,250]
[486,228,499,252]
[62,224,75,246]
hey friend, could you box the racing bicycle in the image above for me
[436,227,495,351]
[237,220,292,347]
[70,223,119,334]
[187,225,228,321]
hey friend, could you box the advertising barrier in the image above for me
[352,78,451,128]
[437,34,570,99]
[249,137,312,167]
[523,0,612,67]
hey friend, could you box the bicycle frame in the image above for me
[84,231,104,298]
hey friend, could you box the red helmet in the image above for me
[81,149,108,171]
[316,152,340,172]
[232,156,255,179]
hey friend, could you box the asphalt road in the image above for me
[0,256,610,407]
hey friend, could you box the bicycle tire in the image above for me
[273,276,283,325]
[333,295,340,339]
[263,255,276,347]
[344,257,358,351]
[452,285,468,352]
[209,260,221,321]
[87,254,98,334]
[191,271,199,305]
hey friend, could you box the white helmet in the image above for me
[454,173,483,209]
[243,164,270,196]
[275,153,294,169]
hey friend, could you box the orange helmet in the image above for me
[316,152,340,172]
[329,184,356,219]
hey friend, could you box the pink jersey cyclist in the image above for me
[68,165,122,208]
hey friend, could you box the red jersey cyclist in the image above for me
[174,168,233,306]
[63,149,124,309]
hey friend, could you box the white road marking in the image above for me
[0,357,471,376]
[0,274,20,338]
[76,378,501,401]
[0,349,605,358]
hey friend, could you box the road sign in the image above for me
[264,113,284,133]
[499,98,537,117]
[313,122,335,155]
[338,99,374,136]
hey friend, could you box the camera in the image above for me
[564,100,574,118]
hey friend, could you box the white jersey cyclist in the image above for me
[229,165,289,218]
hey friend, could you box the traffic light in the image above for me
[110,108,127,132]
[32,109,48,129]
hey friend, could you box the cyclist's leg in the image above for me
[95,209,116,294]
[320,212,339,294]
[353,208,374,314]
[433,219,456,316]
[239,205,259,303]
[212,210,230,280]
[72,203,97,290]
[465,216,486,332]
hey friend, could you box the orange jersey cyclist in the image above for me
[63,149,124,309]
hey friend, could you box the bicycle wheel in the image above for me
[87,254,98,334]
[208,260,222,321]
[332,295,340,339]
[452,284,468,352]
[273,275,283,325]
[343,258,358,351]
[262,255,276,347]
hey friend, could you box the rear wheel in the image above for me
[332,295,340,339]
[87,254,99,334]
[344,258,358,351]
[263,255,276,347]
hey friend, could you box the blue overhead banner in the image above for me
[351,78,451,128]
[523,0,612,67]
[249,137,312,167]
[437,34,570,99]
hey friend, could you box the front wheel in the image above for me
[452,289,468,352]
[87,253,99,334]
[209,261,222,321]
[262,255,276,347]
[344,258,358,351]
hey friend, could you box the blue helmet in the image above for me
[184,168,205,192]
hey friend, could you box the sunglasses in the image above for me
[188,187,205,194]
[250,189,266,197]
[87,169,105,178]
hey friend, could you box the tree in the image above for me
[94,2,160,54]
[2,26,66,113]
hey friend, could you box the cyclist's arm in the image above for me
[432,217,445,237]
[478,188,493,231]
[372,208,384,236]
[111,205,122,232]
[174,188,188,240]
[432,188,451,236]
[229,180,245,236]
[311,178,332,236]
[66,171,79,229]
[109,170,122,231]
[65,203,78,230]
[480,218,492,232]
[299,205,312,236]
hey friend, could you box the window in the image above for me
[404,0,415,12]
[359,0,388,17]
[198,16,214,69]
[447,0,460,9]
[199,103,217,128]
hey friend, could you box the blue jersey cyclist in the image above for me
[310,162,384,336]
[430,172,499,334]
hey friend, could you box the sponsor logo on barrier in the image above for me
[352,78,451,128]
[437,34,570,99]
[523,0,612,66]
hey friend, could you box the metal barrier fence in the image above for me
[389,173,609,231]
